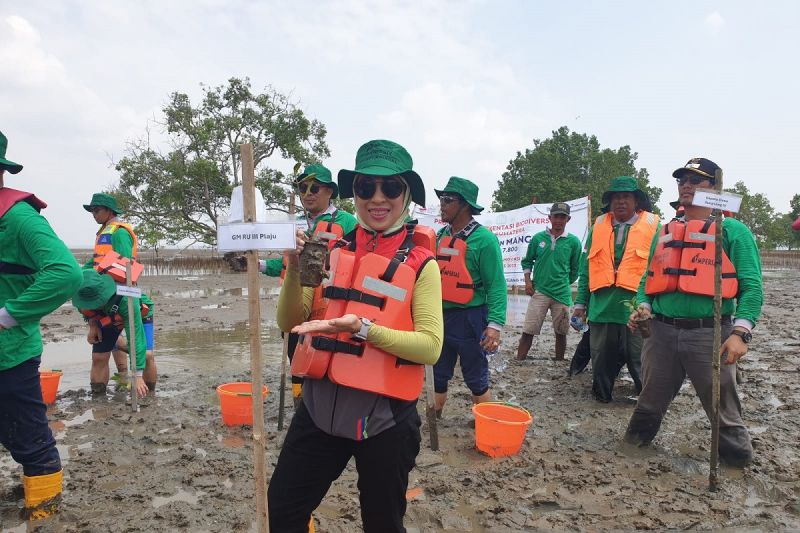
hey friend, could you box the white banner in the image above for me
[412,197,591,285]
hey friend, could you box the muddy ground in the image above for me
[1,267,798,532]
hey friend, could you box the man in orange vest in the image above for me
[624,157,763,466]
[573,177,659,402]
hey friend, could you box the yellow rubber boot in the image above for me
[308,515,315,533]
[23,469,63,519]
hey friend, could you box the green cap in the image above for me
[0,131,23,174]
[83,193,123,214]
[72,269,116,310]
[435,176,483,213]
[601,176,648,206]
[296,163,338,198]
[338,140,425,206]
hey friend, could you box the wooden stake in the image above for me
[424,365,439,451]
[125,262,139,412]
[277,191,296,431]
[709,167,724,491]
[241,143,269,531]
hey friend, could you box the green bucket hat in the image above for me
[338,140,425,206]
[434,176,484,213]
[72,269,116,310]
[83,193,124,214]
[296,163,338,199]
[0,131,23,174]
[601,176,648,206]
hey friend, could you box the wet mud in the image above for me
[1,270,798,532]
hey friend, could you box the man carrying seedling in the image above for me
[625,157,763,467]
[433,177,507,415]
[572,177,660,402]
[73,269,150,398]
[260,164,356,402]
[516,202,582,361]
[0,130,83,519]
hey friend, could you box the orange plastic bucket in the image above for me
[472,402,532,458]
[39,370,63,405]
[216,382,268,426]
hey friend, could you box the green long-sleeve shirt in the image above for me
[74,295,147,371]
[637,217,763,325]
[263,208,357,277]
[521,230,582,306]
[82,219,135,269]
[1,201,83,370]
[438,223,507,327]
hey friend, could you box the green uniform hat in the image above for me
[83,193,124,214]
[338,140,425,206]
[601,176,648,206]
[0,131,23,174]
[72,269,116,310]
[296,163,338,198]
[435,176,484,214]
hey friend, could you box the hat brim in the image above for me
[550,210,570,216]
[671,167,715,180]
[433,188,484,213]
[83,204,123,214]
[338,169,425,206]
[0,158,23,174]
[72,272,116,310]
[601,189,648,206]
[296,174,338,199]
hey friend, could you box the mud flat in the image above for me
[1,269,798,531]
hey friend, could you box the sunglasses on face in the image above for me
[296,181,323,196]
[438,194,460,204]
[676,174,712,186]
[353,177,406,200]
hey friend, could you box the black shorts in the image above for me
[92,324,123,354]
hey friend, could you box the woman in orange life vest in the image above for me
[268,140,443,533]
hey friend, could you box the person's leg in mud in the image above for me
[354,413,421,532]
[624,319,685,445]
[433,309,461,415]
[680,324,753,466]
[516,292,549,360]
[0,357,63,518]
[589,323,625,402]
[142,318,157,391]
[569,329,592,376]
[90,324,123,395]
[268,403,352,532]
[622,325,644,394]
[550,300,570,361]
[459,306,492,405]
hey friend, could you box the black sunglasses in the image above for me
[676,174,713,186]
[438,194,460,204]
[296,182,322,196]
[353,177,406,200]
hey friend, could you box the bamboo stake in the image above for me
[709,167,724,491]
[241,143,269,531]
[277,191,294,431]
[125,263,139,412]
[424,365,439,451]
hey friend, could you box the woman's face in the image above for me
[353,175,407,232]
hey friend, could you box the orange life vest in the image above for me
[410,221,437,254]
[0,188,47,276]
[93,220,138,268]
[645,218,738,298]
[292,226,433,401]
[587,211,660,293]
[437,220,482,304]
[95,250,144,284]
[79,296,149,331]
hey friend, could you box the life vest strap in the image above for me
[0,262,35,275]
[456,281,483,290]
[322,286,385,309]
[664,267,696,276]
[310,335,365,356]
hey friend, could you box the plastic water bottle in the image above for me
[570,316,589,333]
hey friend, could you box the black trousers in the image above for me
[0,357,61,476]
[285,332,303,385]
[268,403,421,532]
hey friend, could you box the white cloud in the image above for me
[0,15,65,87]
[705,11,725,31]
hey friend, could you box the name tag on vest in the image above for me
[439,247,460,257]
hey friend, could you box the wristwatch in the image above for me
[730,330,752,344]
[352,317,373,342]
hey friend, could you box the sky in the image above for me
[2,0,798,248]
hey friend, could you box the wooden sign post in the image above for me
[122,263,140,412]
[709,167,724,491]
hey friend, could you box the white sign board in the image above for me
[116,285,142,298]
[413,197,590,285]
[692,189,742,213]
[217,222,297,252]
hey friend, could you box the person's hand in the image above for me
[524,280,534,296]
[480,327,501,352]
[134,376,150,397]
[286,229,307,268]
[627,305,652,331]
[572,308,586,321]
[291,314,361,336]
[87,322,102,344]
[721,330,749,365]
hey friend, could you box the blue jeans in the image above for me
[433,306,490,396]
[0,357,61,476]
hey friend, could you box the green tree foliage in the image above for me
[113,77,329,246]
[770,194,800,250]
[492,126,661,218]
[724,181,780,248]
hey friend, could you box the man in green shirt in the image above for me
[573,177,660,402]
[433,177,507,414]
[516,202,582,361]
[625,157,763,467]
[0,131,82,519]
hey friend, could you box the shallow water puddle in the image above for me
[151,488,205,508]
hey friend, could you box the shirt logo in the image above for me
[539,241,546,248]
